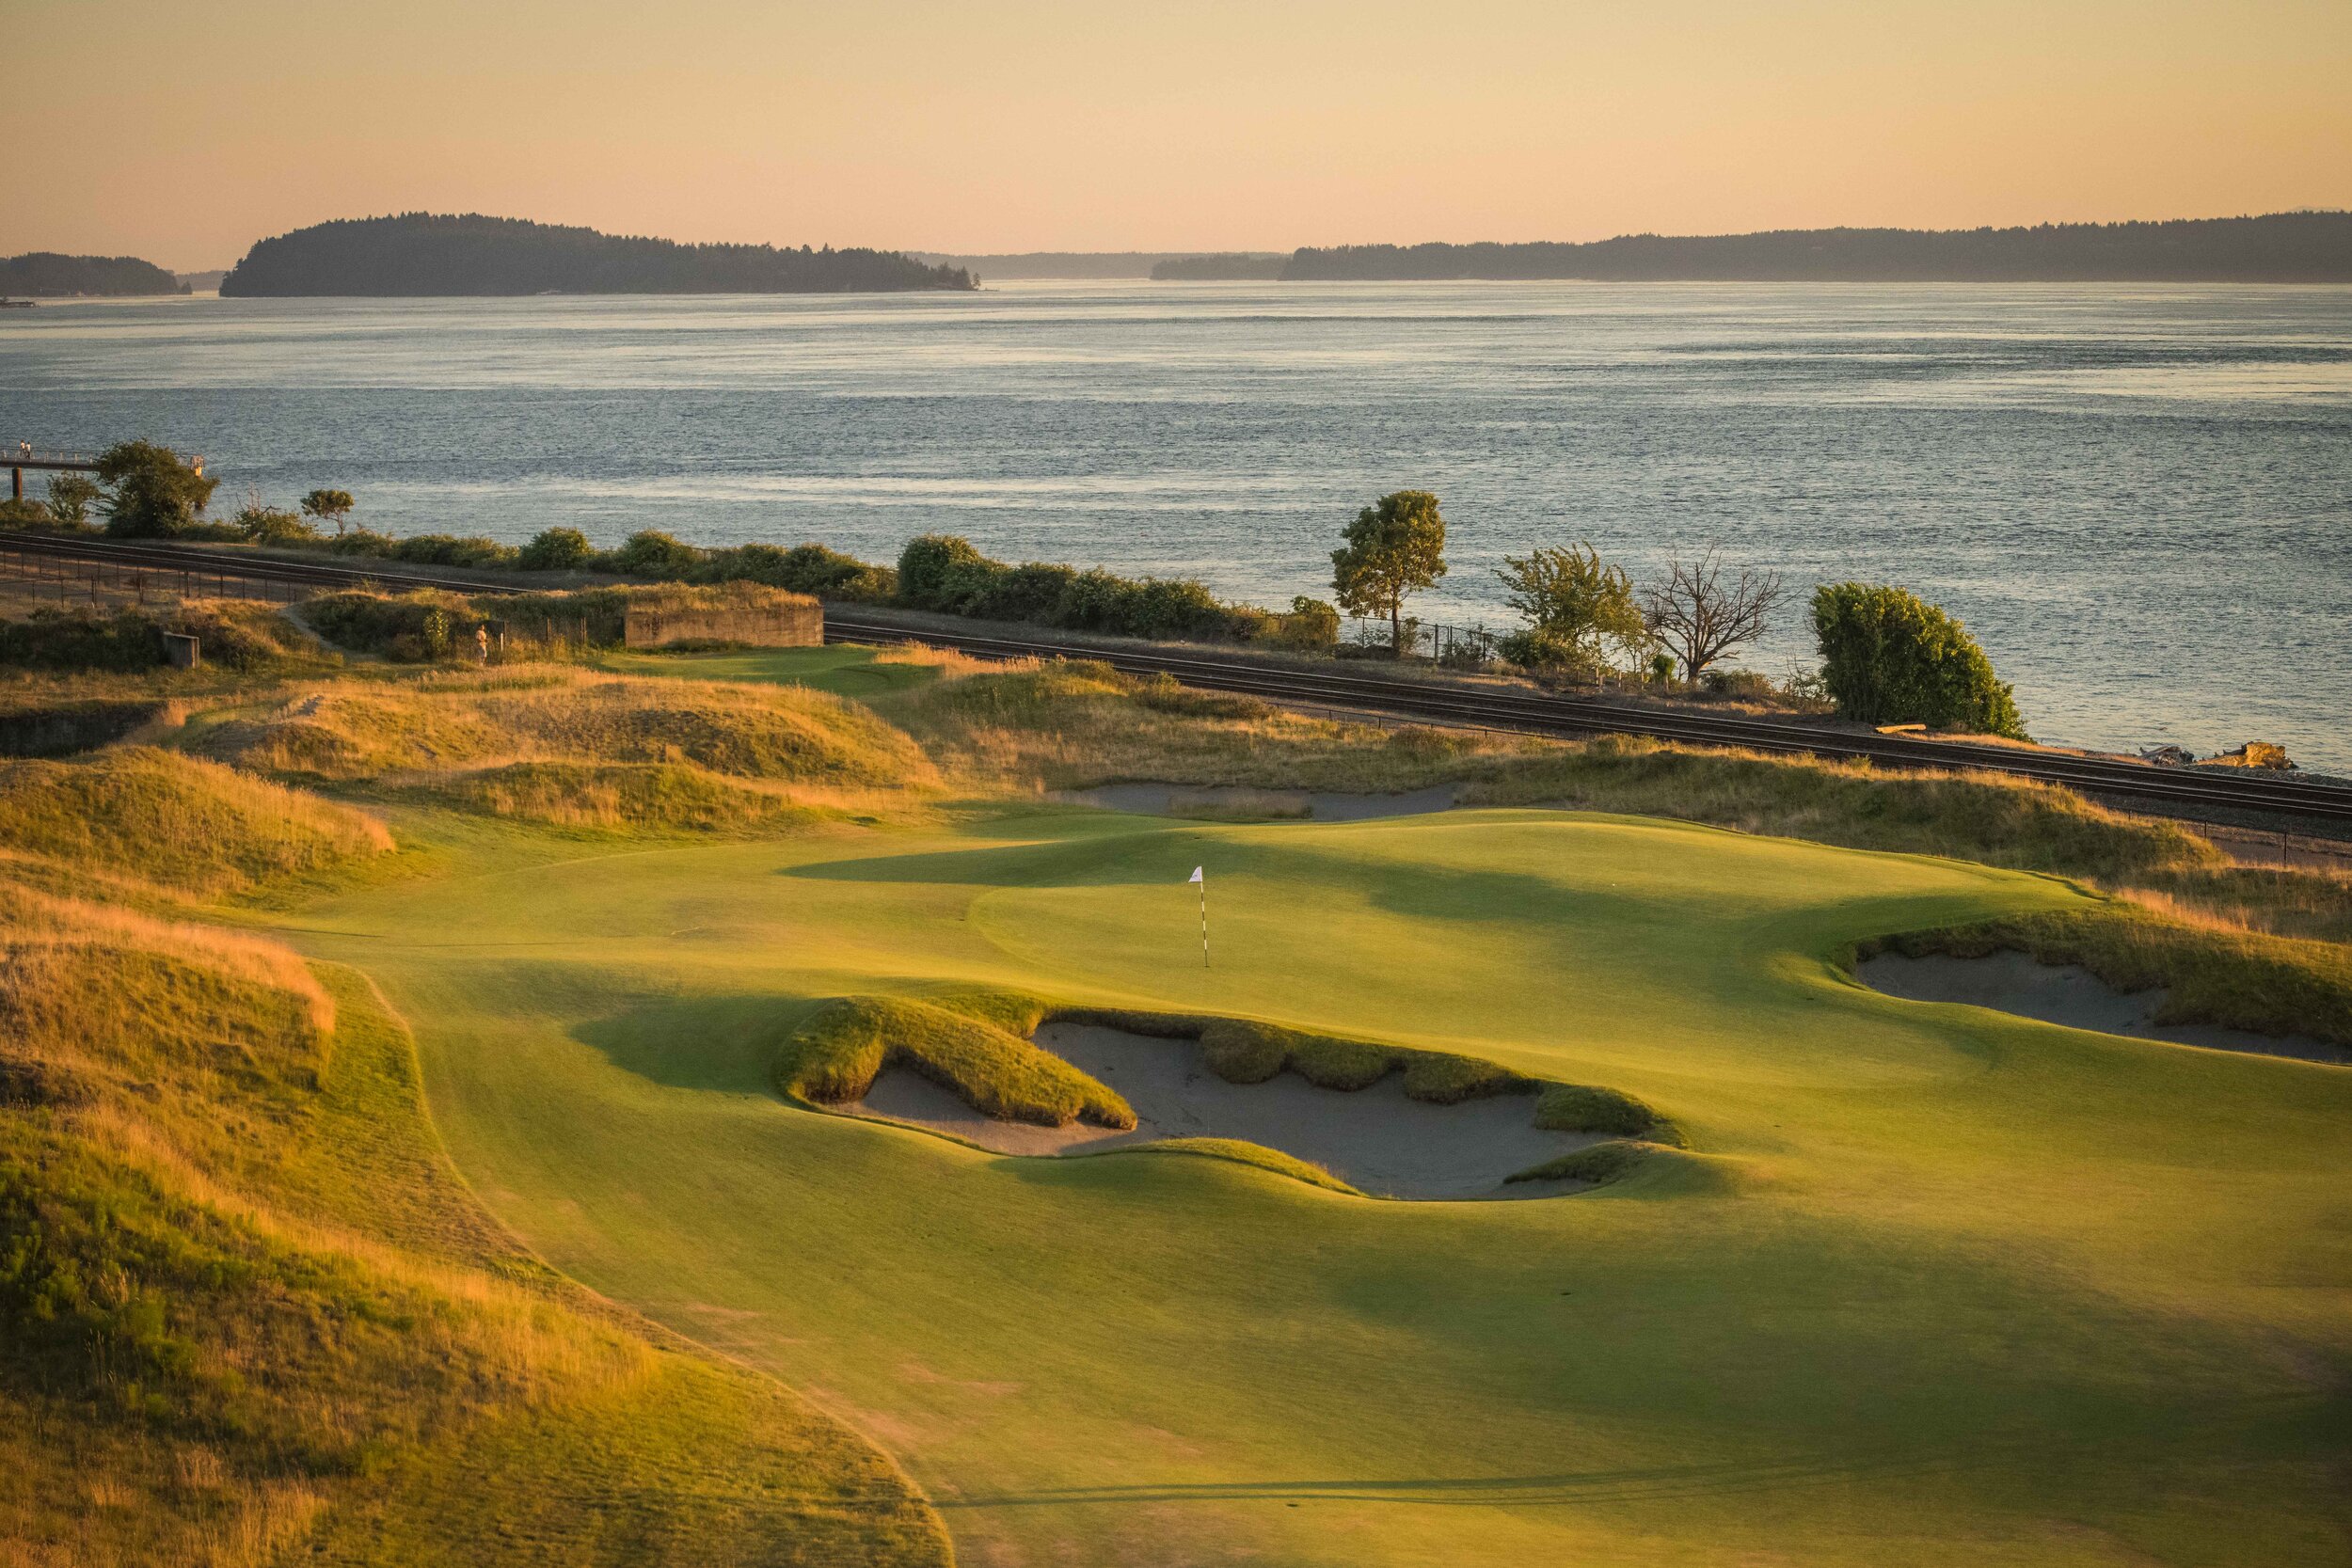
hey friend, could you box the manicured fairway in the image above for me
[281,803,2352,1566]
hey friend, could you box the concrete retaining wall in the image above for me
[622,599,822,650]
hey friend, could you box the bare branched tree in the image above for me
[1640,546,1788,680]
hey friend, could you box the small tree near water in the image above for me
[300,488,356,535]
[1495,542,1645,673]
[1331,491,1448,657]
[1641,546,1788,679]
[95,440,218,537]
[1811,582,2026,738]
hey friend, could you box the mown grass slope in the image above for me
[283,794,2352,1568]
[0,871,948,1564]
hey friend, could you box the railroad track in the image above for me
[6,531,2345,827]
[824,615,2352,828]
[0,531,523,596]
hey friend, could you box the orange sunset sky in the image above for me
[8,0,2350,270]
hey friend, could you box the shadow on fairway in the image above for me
[573,991,814,1096]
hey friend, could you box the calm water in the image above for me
[4,282,2348,768]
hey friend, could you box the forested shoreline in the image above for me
[1282,212,2352,282]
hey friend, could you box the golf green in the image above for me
[281,803,2352,1566]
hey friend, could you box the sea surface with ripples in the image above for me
[5,280,2346,768]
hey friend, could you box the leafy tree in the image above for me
[46,474,100,529]
[1494,543,1645,667]
[517,526,594,571]
[1331,491,1448,657]
[1640,546,1788,679]
[299,488,356,535]
[94,441,218,537]
[607,530,702,578]
[896,534,1004,613]
[1810,582,2026,738]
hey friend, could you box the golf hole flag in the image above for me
[1189,865,1207,967]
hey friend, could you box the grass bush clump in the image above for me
[779,996,1135,1129]
[1070,1008,1537,1103]
[1534,1083,1680,1144]
[895,533,1266,642]
[0,747,391,898]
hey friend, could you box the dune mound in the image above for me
[198,668,938,790]
[0,746,391,898]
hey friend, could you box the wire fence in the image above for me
[0,541,303,606]
[1342,614,1508,667]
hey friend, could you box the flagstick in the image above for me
[1200,875,1209,969]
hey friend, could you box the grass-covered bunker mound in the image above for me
[773,991,1682,1199]
[189,666,938,832]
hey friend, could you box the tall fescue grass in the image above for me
[1863,904,2352,1046]
[780,996,1136,1129]
[199,667,936,793]
[0,746,391,899]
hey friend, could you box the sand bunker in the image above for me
[851,1022,1598,1198]
[1058,783,1462,823]
[1859,950,2347,1065]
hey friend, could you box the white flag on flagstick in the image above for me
[1188,866,1203,883]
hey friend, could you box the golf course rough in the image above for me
[280,771,2352,1568]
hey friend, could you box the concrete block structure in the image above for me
[622,593,822,650]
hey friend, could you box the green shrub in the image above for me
[517,527,595,571]
[1811,582,2026,737]
[604,531,703,578]
[1263,596,1340,652]
[700,541,896,601]
[322,528,399,559]
[896,534,1003,613]
[1500,626,1603,679]
[970,562,1077,624]
[392,533,521,570]
[234,504,321,545]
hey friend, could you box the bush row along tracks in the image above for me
[7,531,2347,830]
[827,614,2352,832]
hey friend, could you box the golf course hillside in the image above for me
[3,639,2347,1564]
[0,880,947,1564]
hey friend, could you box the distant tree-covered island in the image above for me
[0,252,188,297]
[220,214,977,296]
[1282,212,2352,283]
